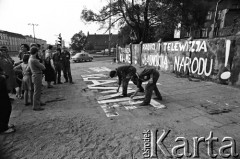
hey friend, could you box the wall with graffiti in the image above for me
[117,36,240,86]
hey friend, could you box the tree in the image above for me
[70,31,87,51]
[180,0,213,37]
[81,0,182,43]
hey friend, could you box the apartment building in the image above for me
[177,0,240,39]
[0,30,48,53]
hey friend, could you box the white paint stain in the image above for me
[89,67,111,72]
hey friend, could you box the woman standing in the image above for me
[44,52,55,88]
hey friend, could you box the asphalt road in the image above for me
[0,57,240,159]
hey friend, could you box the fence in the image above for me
[116,36,240,86]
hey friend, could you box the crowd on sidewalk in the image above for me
[0,44,73,134]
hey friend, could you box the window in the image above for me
[201,28,208,37]
[206,11,212,20]
[218,10,222,20]
[232,3,240,9]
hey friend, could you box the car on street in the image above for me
[71,52,93,62]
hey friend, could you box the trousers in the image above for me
[143,71,162,104]
[54,63,62,83]
[63,63,72,82]
[32,74,42,109]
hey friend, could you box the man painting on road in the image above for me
[130,66,163,106]
[109,65,136,97]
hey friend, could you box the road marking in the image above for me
[88,80,117,87]
[100,87,133,94]
[98,90,136,100]
[88,86,119,90]
[129,81,161,85]
[100,104,119,117]
[82,70,166,117]
[98,96,145,104]
[150,99,166,109]
[82,74,107,77]
[89,67,111,72]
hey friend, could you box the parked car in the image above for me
[71,52,93,62]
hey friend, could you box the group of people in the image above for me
[0,44,73,134]
[109,65,163,106]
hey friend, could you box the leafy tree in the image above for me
[70,31,87,51]
[180,0,214,36]
[81,0,182,43]
[81,0,212,43]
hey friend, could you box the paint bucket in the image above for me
[220,40,231,80]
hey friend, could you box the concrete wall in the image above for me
[117,35,240,86]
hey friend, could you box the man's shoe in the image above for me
[69,81,74,84]
[58,82,63,84]
[139,102,149,106]
[33,108,44,111]
[64,81,68,83]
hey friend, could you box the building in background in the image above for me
[4,31,26,52]
[0,30,48,54]
[86,33,120,51]
[0,30,9,48]
[176,0,240,39]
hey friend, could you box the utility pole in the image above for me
[212,0,223,38]
[108,0,112,56]
[28,23,38,43]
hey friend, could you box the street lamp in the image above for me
[28,23,38,43]
[213,0,223,37]
[108,0,112,56]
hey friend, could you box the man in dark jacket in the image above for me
[109,65,136,97]
[52,48,64,84]
[130,66,162,106]
[0,67,16,134]
[62,48,73,84]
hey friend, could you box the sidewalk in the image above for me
[108,62,240,157]
[1,60,239,158]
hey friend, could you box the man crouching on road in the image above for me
[109,65,136,97]
[130,66,162,106]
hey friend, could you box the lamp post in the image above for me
[213,0,223,37]
[28,23,38,43]
[108,0,112,56]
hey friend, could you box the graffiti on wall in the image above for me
[173,56,213,76]
[119,46,131,63]
[141,43,170,70]
[117,36,240,85]
[163,40,208,52]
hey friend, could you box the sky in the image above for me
[0,0,118,46]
